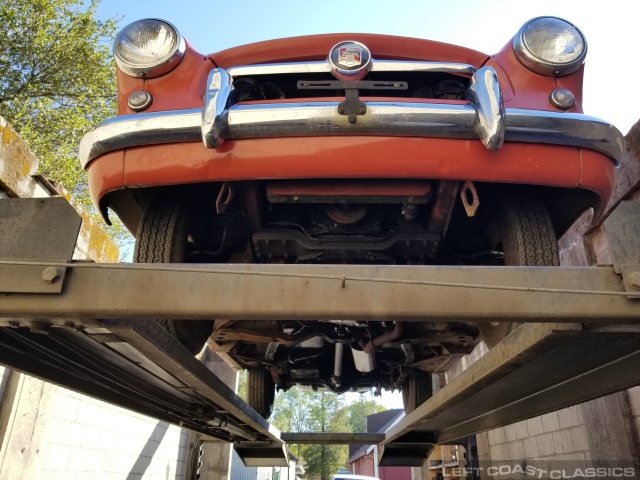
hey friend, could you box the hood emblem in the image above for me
[329,41,372,81]
[339,46,362,67]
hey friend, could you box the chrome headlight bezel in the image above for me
[113,19,186,79]
[513,16,587,77]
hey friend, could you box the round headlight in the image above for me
[114,19,185,78]
[513,17,587,76]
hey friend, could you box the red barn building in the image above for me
[348,409,411,480]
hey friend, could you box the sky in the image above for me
[95,0,637,410]
[97,0,639,135]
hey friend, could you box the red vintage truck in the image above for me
[80,17,624,418]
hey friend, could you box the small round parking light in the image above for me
[127,90,153,111]
[549,88,576,110]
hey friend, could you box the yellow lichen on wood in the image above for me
[1,123,17,144]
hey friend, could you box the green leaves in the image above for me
[0,0,129,243]
[271,388,387,478]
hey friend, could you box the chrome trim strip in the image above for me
[228,62,330,76]
[227,60,476,77]
[467,67,505,150]
[225,102,477,138]
[371,60,476,75]
[504,109,625,165]
[79,105,625,169]
[79,109,201,167]
[202,68,234,148]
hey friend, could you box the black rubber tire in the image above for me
[247,367,276,419]
[402,368,433,414]
[479,193,559,347]
[134,195,214,355]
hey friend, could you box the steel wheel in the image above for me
[247,367,275,419]
[402,368,433,414]
[479,193,559,347]
[134,195,213,355]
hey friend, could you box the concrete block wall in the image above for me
[411,121,640,480]
[472,121,640,473]
[0,379,188,479]
[0,117,191,479]
[485,407,590,464]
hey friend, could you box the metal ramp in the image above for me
[1,197,640,467]
[380,322,640,465]
[0,315,288,466]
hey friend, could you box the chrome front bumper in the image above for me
[79,66,625,169]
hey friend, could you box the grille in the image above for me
[229,61,475,101]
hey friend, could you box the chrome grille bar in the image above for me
[228,60,477,77]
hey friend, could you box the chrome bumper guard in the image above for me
[79,67,625,169]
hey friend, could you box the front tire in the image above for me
[134,195,214,355]
[402,368,433,414]
[247,367,275,419]
[479,193,559,347]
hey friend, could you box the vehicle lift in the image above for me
[1,197,639,467]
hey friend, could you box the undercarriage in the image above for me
[210,319,478,392]
[132,177,566,417]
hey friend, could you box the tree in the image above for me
[345,393,387,433]
[303,391,349,480]
[0,0,124,239]
[270,388,391,479]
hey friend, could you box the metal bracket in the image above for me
[338,89,366,123]
[0,264,68,294]
[460,181,480,217]
[0,197,81,293]
[297,80,408,91]
[297,79,408,123]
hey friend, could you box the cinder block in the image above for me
[77,402,99,424]
[552,429,574,454]
[44,444,70,471]
[527,416,544,437]
[98,430,115,451]
[490,443,507,461]
[541,411,560,432]
[558,406,581,429]
[504,424,517,442]
[514,420,529,440]
[523,437,540,459]
[487,429,497,446]
[506,440,525,460]
[67,447,90,472]
[563,452,586,461]
[61,422,85,447]
[576,405,584,424]
[570,426,589,451]
[85,449,105,471]
[53,395,81,422]
[493,427,506,445]
[81,426,101,447]
[628,386,640,416]
[537,433,556,457]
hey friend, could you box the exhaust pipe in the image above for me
[363,322,404,354]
